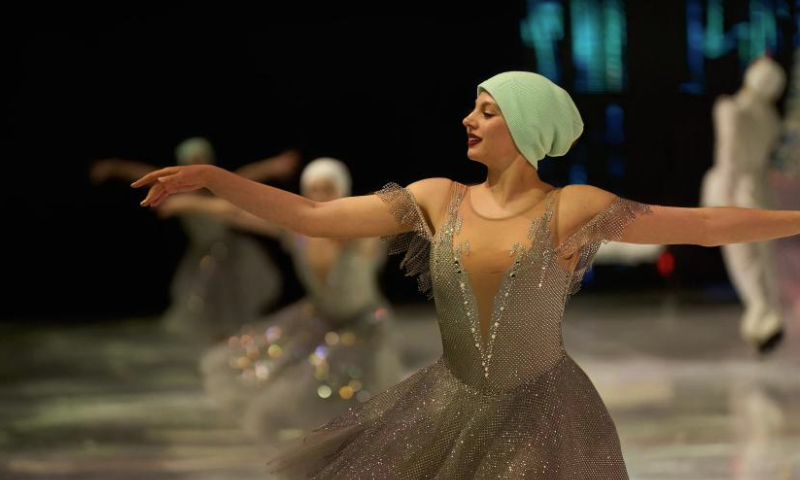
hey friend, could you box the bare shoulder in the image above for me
[553,184,618,244]
[406,177,454,233]
[406,177,453,195]
[406,177,454,205]
[558,184,618,223]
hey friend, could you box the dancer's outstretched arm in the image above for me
[557,184,800,249]
[133,165,447,239]
[157,195,283,238]
[91,159,158,184]
[234,148,301,182]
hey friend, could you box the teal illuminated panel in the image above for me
[520,0,628,93]
[570,0,627,92]
[683,0,792,94]
[520,0,566,83]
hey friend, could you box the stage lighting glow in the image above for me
[682,0,706,94]
[520,0,565,83]
[605,104,625,145]
[569,163,589,184]
[683,0,791,94]
[656,250,676,277]
[603,0,627,91]
[571,0,627,92]
[607,153,626,178]
[325,331,340,345]
[704,0,727,59]
[317,385,332,399]
[744,0,778,69]
[521,0,627,92]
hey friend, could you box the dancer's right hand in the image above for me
[131,165,214,208]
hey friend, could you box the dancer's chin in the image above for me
[466,150,485,163]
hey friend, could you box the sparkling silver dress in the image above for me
[265,181,654,479]
[162,213,282,343]
[200,233,403,443]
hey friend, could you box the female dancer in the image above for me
[133,72,800,479]
[92,137,299,342]
[156,158,404,444]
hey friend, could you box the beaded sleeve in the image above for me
[554,196,654,297]
[375,182,435,297]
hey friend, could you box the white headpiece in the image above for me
[299,157,352,197]
[744,56,786,101]
[175,137,216,165]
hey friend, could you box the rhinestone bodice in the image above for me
[431,183,569,393]
[375,180,654,395]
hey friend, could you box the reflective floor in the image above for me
[1,292,798,479]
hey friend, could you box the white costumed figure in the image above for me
[700,56,787,353]
[771,48,800,330]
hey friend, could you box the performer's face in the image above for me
[462,91,519,165]
[304,178,342,202]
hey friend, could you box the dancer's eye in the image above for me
[483,112,495,118]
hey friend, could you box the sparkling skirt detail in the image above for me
[265,354,628,480]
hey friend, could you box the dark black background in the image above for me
[4,1,797,320]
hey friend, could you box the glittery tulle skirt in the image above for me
[200,300,404,443]
[163,233,282,343]
[264,354,628,480]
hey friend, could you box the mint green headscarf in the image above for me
[477,71,583,169]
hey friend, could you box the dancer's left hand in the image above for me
[131,165,213,207]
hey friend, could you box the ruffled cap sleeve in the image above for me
[554,196,654,297]
[375,182,435,297]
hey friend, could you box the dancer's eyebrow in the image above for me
[476,101,498,110]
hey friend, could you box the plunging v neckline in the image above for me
[438,186,560,365]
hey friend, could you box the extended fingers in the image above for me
[138,167,205,207]
[131,167,178,188]
[140,184,201,208]
[150,189,171,207]
[140,183,165,207]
